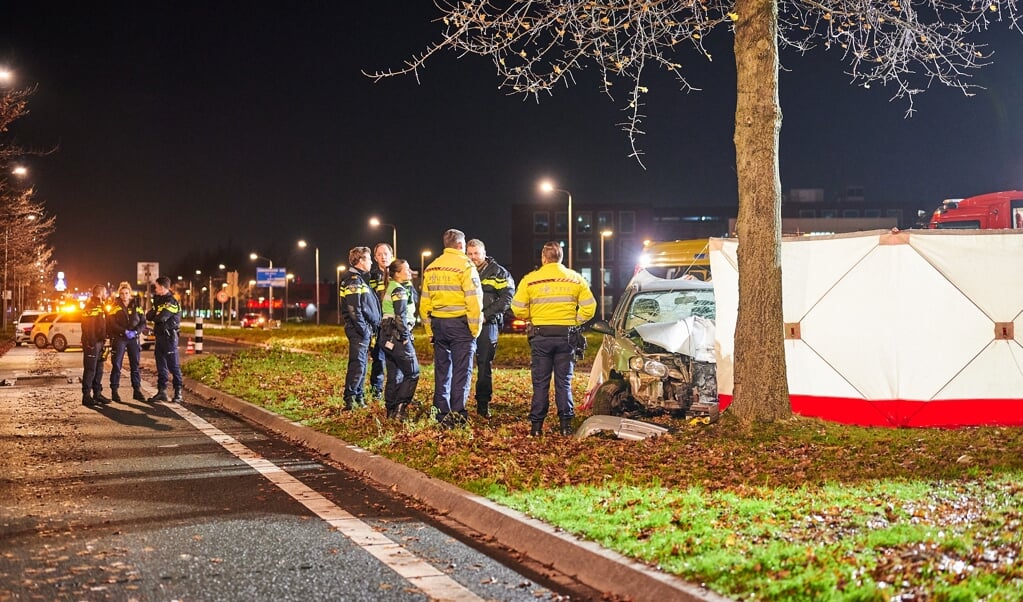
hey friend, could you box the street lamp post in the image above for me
[369,217,397,257]
[600,229,613,320]
[335,264,346,325]
[297,240,320,325]
[194,270,202,317]
[284,273,294,323]
[419,250,432,283]
[250,253,274,322]
[539,180,573,269]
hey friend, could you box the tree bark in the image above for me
[730,0,791,423]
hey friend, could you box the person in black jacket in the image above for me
[107,281,146,402]
[367,242,393,400]
[340,246,382,410]
[465,239,516,418]
[81,285,110,407]
[145,276,183,403]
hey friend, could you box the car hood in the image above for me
[633,316,716,363]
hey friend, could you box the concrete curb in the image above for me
[180,376,731,602]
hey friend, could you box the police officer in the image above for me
[107,281,146,402]
[380,259,419,420]
[81,284,110,407]
[340,246,381,410]
[146,276,184,403]
[465,238,515,418]
[367,242,394,399]
[420,229,483,428]
[512,241,596,436]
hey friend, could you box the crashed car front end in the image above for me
[586,272,720,422]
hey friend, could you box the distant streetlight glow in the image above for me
[11,166,27,177]
[297,239,321,324]
[600,229,613,320]
[369,217,398,257]
[539,180,573,269]
[420,250,432,281]
[250,252,274,322]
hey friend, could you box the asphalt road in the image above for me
[0,343,594,601]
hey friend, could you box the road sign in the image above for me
[216,290,229,304]
[137,262,159,286]
[256,267,287,287]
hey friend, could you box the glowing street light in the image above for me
[539,180,573,269]
[336,264,347,325]
[600,229,613,320]
[250,253,274,322]
[369,217,397,257]
[297,239,320,325]
[419,250,432,282]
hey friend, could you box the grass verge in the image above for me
[185,329,1023,601]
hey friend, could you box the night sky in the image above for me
[2,2,1022,289]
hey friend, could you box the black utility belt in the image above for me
[528,324,575,337]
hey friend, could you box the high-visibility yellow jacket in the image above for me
[419,248,483,337]
[511,262,596,326]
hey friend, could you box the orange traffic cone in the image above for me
[186,337,195,354]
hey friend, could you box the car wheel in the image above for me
[52,334,68,352]
[34,334,48,349]
[591,378,628,416]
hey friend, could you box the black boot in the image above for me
[148,390,169,402]
[559,417,574,436]
[110,389,122,403]
[82,394,96,407]
[530,422,543,437]
[93,392,112,405]
[477,400,491,419]
[171,389,184,403]
[343,397,355,411]
[132,388,146,402]
[396,403,409,422]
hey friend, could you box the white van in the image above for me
[14,310,47,346]
[47,315,83,352]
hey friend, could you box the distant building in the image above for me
[510,187,928,312]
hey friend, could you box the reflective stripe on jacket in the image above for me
[419,248,483,337]
[511,262,596,326]
[340,268,382,332]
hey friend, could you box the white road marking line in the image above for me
[163,400,483,602]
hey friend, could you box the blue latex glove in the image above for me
[125,330,137,340]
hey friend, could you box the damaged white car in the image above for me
[582,270,719,426]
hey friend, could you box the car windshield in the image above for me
[623,289,716,332]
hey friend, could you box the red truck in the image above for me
[928,190,1023,230]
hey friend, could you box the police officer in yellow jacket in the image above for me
[512,241,597,436]
[420,229,483,428]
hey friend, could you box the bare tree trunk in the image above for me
[730,0,791,423]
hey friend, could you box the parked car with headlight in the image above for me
[15,310,48,346]
[586,270,719,422]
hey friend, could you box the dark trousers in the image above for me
[369,334,385,395]
[154,335,183,392]
[474,322,499,404]
[384,337,420,411]
[431,317,477,420]
[528,335,576,425]
[82,341,105,395]
[109,337,142,391]
[344,326,371,402]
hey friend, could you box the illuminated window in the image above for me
[533,212,550,234]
